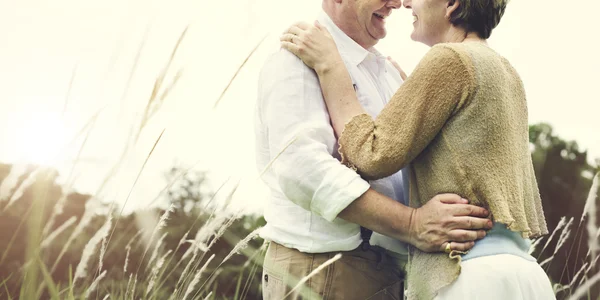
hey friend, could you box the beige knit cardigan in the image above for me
[337,42,548,300]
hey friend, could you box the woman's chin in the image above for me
[410,33,431,46]
[410,32,420,43]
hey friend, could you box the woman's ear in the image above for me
[446,0,460,19]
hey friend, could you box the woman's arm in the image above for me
[282,24,475,180]
[315,56,366,136]
[281,21,367,135]
[334,45,475,179]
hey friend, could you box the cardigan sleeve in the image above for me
[337,44,476,180]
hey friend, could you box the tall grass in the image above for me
[0,21,598,300]
[2,158,597,299]
[0,23,270,300]
[539,172,600,300]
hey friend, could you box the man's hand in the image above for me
[338,189,491,254]
[408,194,492,253]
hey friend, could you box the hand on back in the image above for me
[409,193,493,253]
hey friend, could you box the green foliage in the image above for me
[529,123,600,299]
[0,165,266,299]
[0,122,598,299]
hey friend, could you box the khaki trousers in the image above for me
[262,242,407,300]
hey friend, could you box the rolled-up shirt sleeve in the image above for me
[258,50,370,222]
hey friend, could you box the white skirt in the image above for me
[434,254,556,300]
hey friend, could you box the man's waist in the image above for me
[260,222,363,253]
[267,239,408,267]
[261,220,409,255]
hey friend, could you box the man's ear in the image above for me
[446,0,460,19]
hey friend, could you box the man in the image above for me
[254,0,492,298]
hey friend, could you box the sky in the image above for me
[0,0,599,214]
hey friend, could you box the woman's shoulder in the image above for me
[426,43,476,63]
[417,43,475,77]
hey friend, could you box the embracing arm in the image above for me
[260,49,489,252]
[317,45,475,179]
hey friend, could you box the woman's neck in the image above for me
[442,27,487,45]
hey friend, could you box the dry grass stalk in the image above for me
[123,273,133,300]
[206,215,240,251]
[259,135,299,178]
[42,192,69,237]
[221,227,263,264]
[570,262,589,289]
[555,217,574,254]
[98,228,109,274]
[147,232,168,270]
[202,291,213,300]
[123,245,131,274]
[540,217,574,268]
[213,35,268,108]
[40,216,77,249]
[283,253,343,299]
[43,108,101,238]
[135,204,173,276]
[568,271,600,300]
[134,209,159,249]
[0,164,29,203]
[130,275,138,300]
[584,173,599,259]
[150,205,174,243]
[529,236,544,255]
[61,61,78,116]
[92,24,151,199]
[2,167,45,211]
[98,129,165,281]
[243,240,268,269]
[182,254,215,300]
[84,269,106,299]
[176,248,199,293]
[74,215,112,285]
[181,215,227,261]
[145,249,173,296]
[51,198,99,272]
[539,216,567,256]
[178,230,190,247]
[136,26,188,144]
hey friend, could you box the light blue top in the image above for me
[399,170,534,261]
[461,222,536,261]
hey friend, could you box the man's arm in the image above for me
[259,49,369,221]
[339,190,492,252]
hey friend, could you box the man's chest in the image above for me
[347,61,402,117]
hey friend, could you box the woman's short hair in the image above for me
[449,0,508,39]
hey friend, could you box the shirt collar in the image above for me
[317,11,383,67]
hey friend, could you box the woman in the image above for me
[280,0,555,299]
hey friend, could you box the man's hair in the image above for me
[449,0,508,39]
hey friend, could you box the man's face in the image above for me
[338,0,402,48]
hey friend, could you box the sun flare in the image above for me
[9,112,71,167]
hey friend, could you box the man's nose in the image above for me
[387,0,402,9]
[403,0,411,9]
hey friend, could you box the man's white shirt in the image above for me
[255,11,408,254]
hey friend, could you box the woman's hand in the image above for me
[281,21,344,75]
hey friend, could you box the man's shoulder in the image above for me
[263,49,310,71]
[258,49,319,86]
